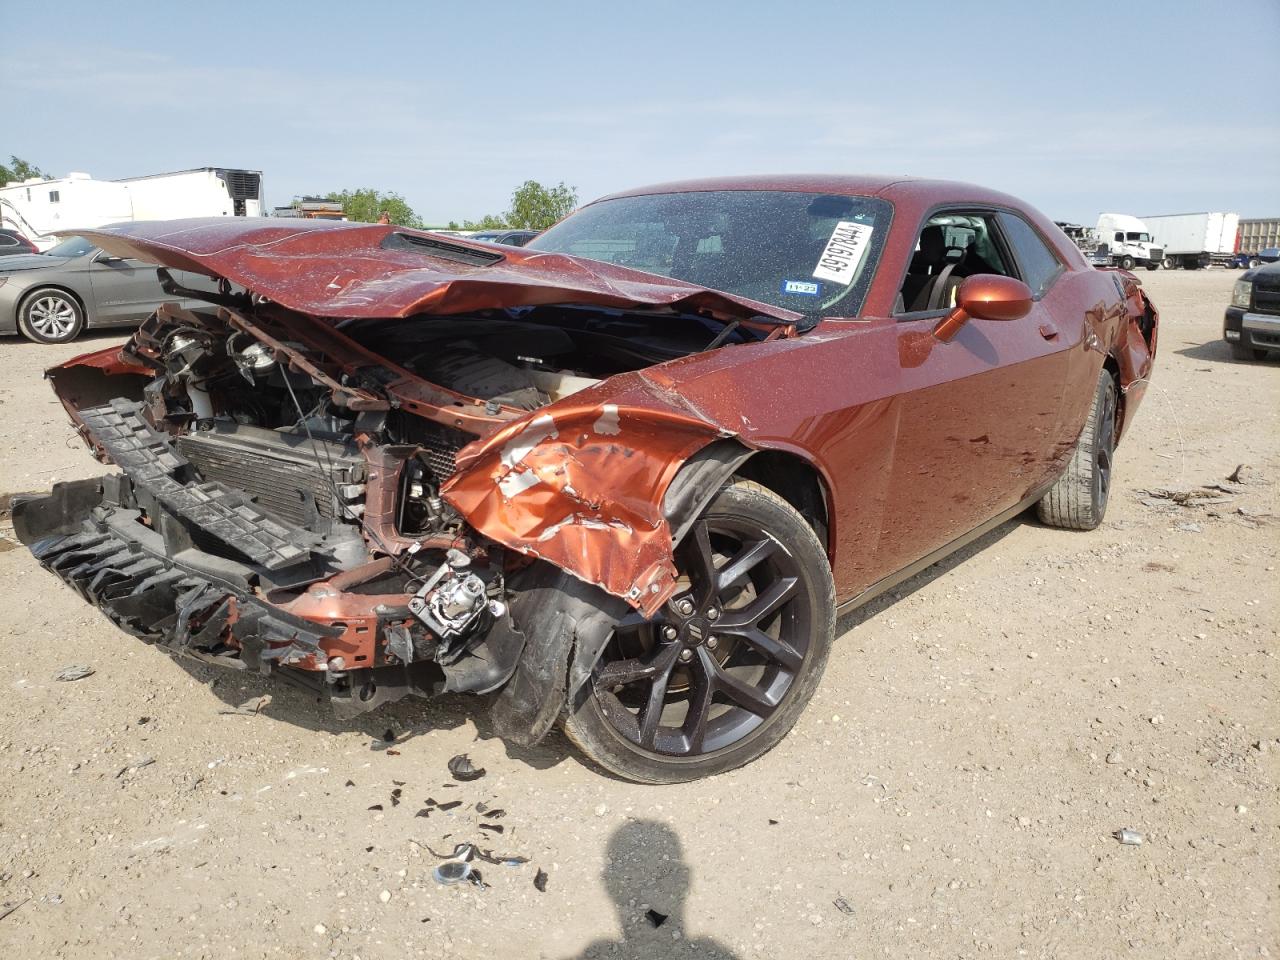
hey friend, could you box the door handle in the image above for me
[1038,322,1059,340]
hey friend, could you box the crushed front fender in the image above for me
[441,399,725,617]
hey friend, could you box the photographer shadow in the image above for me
[568,819,739,959]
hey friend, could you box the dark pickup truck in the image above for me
[1225,260,1280,361]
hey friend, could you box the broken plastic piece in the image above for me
[478,823,504,834]
[1114,828,1144,846]
[833,897,854,915]
[533,869,548,892]
[391,788,403,806]
[433,860,473,885]
[448,754,486,781]
[645,909,668,928]
[367,804,384,811]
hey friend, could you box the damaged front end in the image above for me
[16,228,787,744]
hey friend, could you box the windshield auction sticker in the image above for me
[813,221,874,286]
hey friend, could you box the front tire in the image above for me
[18,288,85,343]
[1119,255,1135,270]
[1144,262,1159,271]
[1163,257,1177,270]
[1037,370,1118,531]
[564,479,835,783]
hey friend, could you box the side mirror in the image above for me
[933,274,1033,342]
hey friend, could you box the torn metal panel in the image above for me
[442,399,725,618]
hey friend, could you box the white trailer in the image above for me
[0,167,264,251]
[1140,212,1239,270]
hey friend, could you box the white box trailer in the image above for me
[1141,212,1239,270]
[0,167,263,251]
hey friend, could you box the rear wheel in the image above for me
[563,480,834,783]
[1249,258,1262,269]
[1037,370,1118,531]
[18,288,85,343]
[1145,262,1159,271]
[1119,255,1135,270]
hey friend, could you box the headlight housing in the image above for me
[1231,280,1253,308]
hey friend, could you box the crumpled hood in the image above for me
[68,218,802,325]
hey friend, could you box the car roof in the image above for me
[594,174,1029,210]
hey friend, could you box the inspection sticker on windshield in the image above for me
[813,221,874,286]
[781,279,822,297]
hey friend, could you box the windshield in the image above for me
[525,190,892,319]
[43,236,96,258]
[1125,232,1151,243]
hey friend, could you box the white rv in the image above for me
[1095,213,1163,271]
[0,167,264,251]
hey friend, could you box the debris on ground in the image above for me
[53,665,94,682]
[1114,828,1144,846]
[1139,485,1237,509]
[114,756,155,778]
[447,754,486,782]
[1227,463,1267,485]
[645,909,669,928]
[534,868,549,892]
[833,897,854,916]
[0,898,30,923]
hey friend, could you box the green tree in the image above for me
[0,155,45,185]
[325,188,423,227]
[461,214,507,231]
[505,180,577,230]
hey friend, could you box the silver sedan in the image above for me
[0,234,216,343]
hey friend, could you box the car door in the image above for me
[875,209,1070,573]
[88,251,170,324]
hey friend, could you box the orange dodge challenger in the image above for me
[14,175,1157,783]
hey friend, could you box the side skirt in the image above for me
[835,488,1050,618]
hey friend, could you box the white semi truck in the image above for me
[1094,213,1163,271]
[0,167,264,251]
[1141,212,1240,270]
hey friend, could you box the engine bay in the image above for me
[33,297,749,713]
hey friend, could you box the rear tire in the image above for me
[1037,370,1118,531]
[563,479,835,784]
[18,288,85,343]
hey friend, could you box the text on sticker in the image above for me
[813,221,874,286]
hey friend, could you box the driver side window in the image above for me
[895,211,1012,315]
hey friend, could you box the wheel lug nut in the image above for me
[707,608,719,621]
[677,598,694,616]
[662,626,678,641]
[706,636,718,650]
[678,648,694,662]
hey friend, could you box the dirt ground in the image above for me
[0,269,1275,960]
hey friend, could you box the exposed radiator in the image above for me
[177,424,364,531]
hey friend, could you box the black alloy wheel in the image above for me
[564,480,834,783]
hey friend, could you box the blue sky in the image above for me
[2,0,1277,224]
